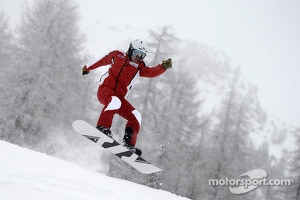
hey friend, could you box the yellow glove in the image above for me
[162,58,172,70]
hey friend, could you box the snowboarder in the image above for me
[82,39,172,156]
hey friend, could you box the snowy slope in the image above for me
[0,140,189,200]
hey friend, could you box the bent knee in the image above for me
[132,110,142,126]
[104,96,121,111]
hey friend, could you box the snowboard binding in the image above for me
[96,126,113,138]
[124,143,142,156]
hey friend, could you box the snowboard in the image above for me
[72,120,162,174]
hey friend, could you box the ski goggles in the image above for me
[132,49,146,60]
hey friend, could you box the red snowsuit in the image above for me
[85,50,166,146]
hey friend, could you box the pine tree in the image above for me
[0,13,13,69]
[159,68,203,196]
[7,0,87,146]
[0,12,17,142]
[210,68,266,200]
[285,128,300,199]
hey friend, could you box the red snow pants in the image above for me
[96,85,141,146]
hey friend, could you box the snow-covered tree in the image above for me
[0,12,17,142]
[284,129,300,200]
[0,13,13,68]
[159,68,204,196]
[208,69,267,200]
[6,0,87,146]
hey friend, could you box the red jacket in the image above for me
[86,50,166,97]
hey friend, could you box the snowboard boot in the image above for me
[96,126,113,138]
[123,127,142,156]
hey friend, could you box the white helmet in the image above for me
[129,39,148,55]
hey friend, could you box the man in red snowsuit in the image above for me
[82,39,172,155]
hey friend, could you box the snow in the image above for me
[0,140,189,200]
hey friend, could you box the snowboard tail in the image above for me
[72,120,162,174]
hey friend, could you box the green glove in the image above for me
[82,65,89,75]
[162,58,172,70]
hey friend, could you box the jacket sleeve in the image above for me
[139,62,166,78]
[86,51,116,71]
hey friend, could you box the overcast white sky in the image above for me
[2,0,300,126]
